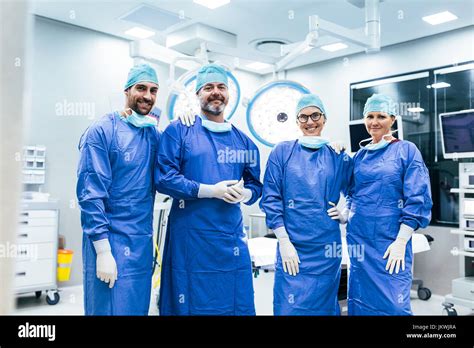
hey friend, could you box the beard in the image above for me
[201,97,227,116]
[130,98,153,115]
[202,102,225,116]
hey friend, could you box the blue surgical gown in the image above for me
[346,140,432,315]
[156,116,263,315]
[260,140,353,315]
[77,112,160,315]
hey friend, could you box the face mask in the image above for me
[359,130,397,151]
[298,136,330,149]
[200,116,232,133]
[121,108,158,128]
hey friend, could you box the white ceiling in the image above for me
[31,0,474,73]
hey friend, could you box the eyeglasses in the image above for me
[297,112,324,123]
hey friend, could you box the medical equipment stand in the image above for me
[442,163,474,315]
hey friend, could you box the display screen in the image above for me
[440,111,474,154]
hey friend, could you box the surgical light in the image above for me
[167,69,240,121]
[246,80,311,147]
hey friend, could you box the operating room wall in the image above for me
[279,26,474,297]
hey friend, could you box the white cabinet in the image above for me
[15,206,60,305]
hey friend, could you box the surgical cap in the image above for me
[363,93,397,117]
[296,94,327,116]
[195,63,228,92]
[124,64,159,91]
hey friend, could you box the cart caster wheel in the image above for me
[442,307,457,316]
[35,291,42,299]
[46,292,60,305]
[417,287,431,301]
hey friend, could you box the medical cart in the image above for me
[15,200,60,305]
[443,163,474,315]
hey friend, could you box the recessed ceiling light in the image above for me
[320,43,348,52]
[426,82,451,89]
[193,0,231,10]
[422,11,458,25]
[246,62,273,70]
[407,107,425,113]
[125,27,155,39]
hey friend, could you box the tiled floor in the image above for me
[14,272,473,316]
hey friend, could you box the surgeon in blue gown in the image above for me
[77,64,161,315]
[156,64,263,315]
[340,93,432,315]
[260,94,353,315]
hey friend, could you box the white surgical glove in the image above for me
[327,201,349,224]
[329,141,346,154]
[93,239,118,289]
[274,226,300,276]
[177,111,196,127]
[198,180,239,200]
[223,179,252,204]
[383,224,414,274]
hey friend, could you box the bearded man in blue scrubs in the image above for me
[156,63,263,315]
[77,64,161,315]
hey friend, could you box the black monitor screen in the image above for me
[441,111,474,154]
[349,119,400,152]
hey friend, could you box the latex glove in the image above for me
[327,201,349,224]
[198,180,239,200]
[274,226,300,276]
[383,224,414,274]
[329,141,346,154]
[223,179,252,204]
[177,110,196,127]
[93,239,118,288]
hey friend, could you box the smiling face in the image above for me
[197,82,229,118]
[297,106,326,136]
[364,111,395,143]
[125,82,158,115]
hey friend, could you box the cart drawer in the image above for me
[18,217,57,227]
[15,243,55,262]
[15,259,55,289]
[17,226,57,243]
[19,210,57,219]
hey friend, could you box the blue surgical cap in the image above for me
[195,63,228,92]
[124,64,159,91]
[296,94,326,116]
[363,93,397,117]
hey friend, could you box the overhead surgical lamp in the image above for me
[246,80,311,147]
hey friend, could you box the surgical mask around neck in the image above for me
[121,108,158,128]
[298,136,330,149]
[359,130,397,151]
[200,115,232,133]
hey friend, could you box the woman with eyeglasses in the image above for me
[260,93,353,315]
[332,93,432,315]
